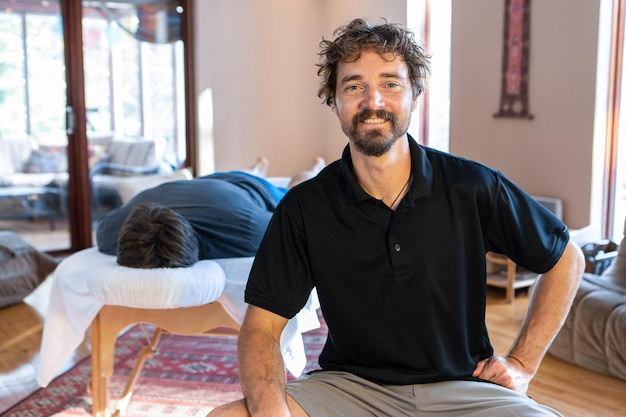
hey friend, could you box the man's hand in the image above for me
[472,355,532,394]
[474,240,584,396]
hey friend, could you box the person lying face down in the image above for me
[95,157,326,268]
[116,203,199,268]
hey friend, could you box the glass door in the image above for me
[0,0,192,253]
[81,1,188,224]
[0,1,72,251]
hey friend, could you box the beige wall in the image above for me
[194,0,406,177]
[449,0,601,229]
[194,0,603,230]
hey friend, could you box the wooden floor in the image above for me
[1,283,625,415]
[485,290,626,416]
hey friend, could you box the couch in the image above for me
[0,135,172,219]
[0,134,169,185]
[549,220,626,381]
[88,136,169,215]
[0,137,68,188]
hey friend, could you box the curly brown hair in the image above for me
[317,18,431,106]
[117,204,199,269]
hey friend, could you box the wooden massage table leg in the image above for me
[111,328,162,417]
[90,308,114,417]
[89,302,241,417]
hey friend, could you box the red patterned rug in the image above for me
[3,318,327,416]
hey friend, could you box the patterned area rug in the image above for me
[3,317,327,416]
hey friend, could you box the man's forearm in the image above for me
[237,320,291,416]
[507,240,584,374]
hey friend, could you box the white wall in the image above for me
[194,0,322,176]
[449,0,601,229]
[194,0,406,177]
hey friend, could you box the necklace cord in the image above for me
[389,174,412,209]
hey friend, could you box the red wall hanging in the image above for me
[494,0,534,119]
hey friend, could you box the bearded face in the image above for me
[333,51,418,158]
[341,108,408,157]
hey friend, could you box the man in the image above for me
[210,18,584,416]
[96,157,325,267]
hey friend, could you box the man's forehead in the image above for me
[337,52,409,79]
[340,50,403,64]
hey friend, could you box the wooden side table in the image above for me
[486,252,538,303]
[0,185,60,229]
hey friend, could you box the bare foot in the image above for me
[247,157,268,177]
[310,156,326,174]
[288,157,326,188]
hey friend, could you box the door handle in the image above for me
[66,105,75,135]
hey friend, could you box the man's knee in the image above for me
[207,396,308,417]
[207,399,249,417]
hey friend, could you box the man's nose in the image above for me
[363,88,385,109]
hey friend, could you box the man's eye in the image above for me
[345,85,359,91]
[386,82,400,88]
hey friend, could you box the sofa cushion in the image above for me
[23,146,67,174]
[0,232,59,308]
[0,137,34,178]
[549,273,626,381]
[106,137,166,171]
[602,214,626,291]
[5,172,68,188]
[601,232,626,289]
[0,138,67,187]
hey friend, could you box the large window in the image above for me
[82,5,185,162]
[603,0,626,242]
[0,9,65,143]
[0,2,186,164]
[0,0,193,253]
[407,0,451,152]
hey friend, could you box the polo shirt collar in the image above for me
[339,134,433,205]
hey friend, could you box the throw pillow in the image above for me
[0,232,59,309]
[23,146,68,173]
[0,137,33,176]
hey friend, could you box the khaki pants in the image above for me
[286,371,562,417]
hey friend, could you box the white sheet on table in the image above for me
[29,247,319,387]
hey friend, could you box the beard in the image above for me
[343,109,409,157]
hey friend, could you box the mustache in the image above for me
[353,109,398,124]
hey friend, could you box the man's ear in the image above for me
[411,94,419,112]
[412,82,424,111]
[328,96,337,113]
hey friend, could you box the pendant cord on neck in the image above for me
[389,174,412,209]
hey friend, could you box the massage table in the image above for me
[34,247,320,417]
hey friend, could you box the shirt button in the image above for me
[394,243,401,252]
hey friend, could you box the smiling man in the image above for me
[335,51,417,158]
[208,18,583,417]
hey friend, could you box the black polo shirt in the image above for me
[245,136,569,385]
